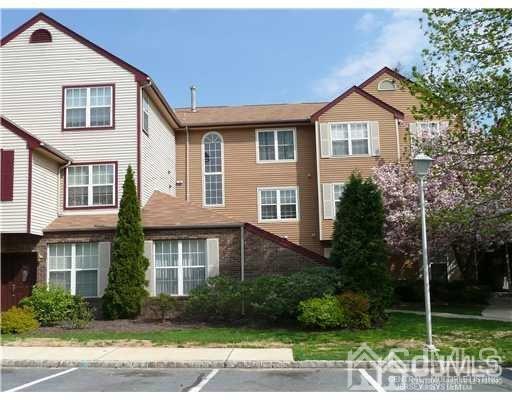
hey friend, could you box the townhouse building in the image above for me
[0,13,431,310]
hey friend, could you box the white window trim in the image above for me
[257,186,300,223]
[153,240,207,297]
[46,243,100,298]
[142,92,149,134]
[416,120,441,135]
[255,128,297,163]
[377,79,397,91]
[64,86,113,129]
[329,121,371,157]
[66,163,116,208]
[201,131,225,208]
[332,182,345,213]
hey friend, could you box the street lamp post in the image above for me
[413,153,436,352]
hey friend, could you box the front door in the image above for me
[1,252,38,311]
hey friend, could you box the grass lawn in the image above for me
[2,314,511,363]
[393,303,487,316]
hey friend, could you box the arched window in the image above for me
[202,132,224,206]
[30,29,52,43]
[377,79,397,91]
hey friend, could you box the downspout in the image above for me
[57,159,72,216]
[315,120,323,242]
[240,224,245,315]
[395,118,401,163]
[138,79,152,204]
[185,125,190,201]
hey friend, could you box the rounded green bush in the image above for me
[337,291,371,329]
[1,306,39,334]
[297,295,345,329]
[19,285,75,326]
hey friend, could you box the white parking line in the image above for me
[359,369,385,392]
[188,369,219,392]
[5,367,79,392]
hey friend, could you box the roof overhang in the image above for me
[359,66,411,89]
[1,116,72,163]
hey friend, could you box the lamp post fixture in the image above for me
[413,153,436,352]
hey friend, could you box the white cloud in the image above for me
[315,10,425,98]
[355,12,379,33]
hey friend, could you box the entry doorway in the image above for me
[1,252,38,311]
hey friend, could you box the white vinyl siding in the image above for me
[66,163,115,208]
[141,93,176,206]
[202,132,224,207]
[257,187,299,222]
[31,151,60,235]
[319,121,380,157]
[47,242,100,297]
[154,239,207,296]
[64,86,113,129]
[256,128,296,162]
[1,20,140,214]
[0,127,28,233]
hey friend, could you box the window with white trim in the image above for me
[258,187,298,221]
[48,242,99,297]
[377,79,398,91]
[155,239,207,296]
[257,128,296,162]
[203,132,224,206]
[331,122,370,156]
[67,163,115,207]
[64,86,113,129]
[333,183,345,212]
[416,121,441,136]
[142,93,149,133]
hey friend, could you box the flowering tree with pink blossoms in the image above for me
[373,129,512,281]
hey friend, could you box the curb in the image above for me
[2,359,505,369]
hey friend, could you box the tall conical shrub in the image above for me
[102,165,149,319]
[330,172,392,322]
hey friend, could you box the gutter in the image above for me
[395,118,401,163]
[57,159,72,216]
[43,222,244,233]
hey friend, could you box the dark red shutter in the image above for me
[1,149,15,201]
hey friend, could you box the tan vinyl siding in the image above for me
[176,125,322,254]
[31,151,60,235]
[317,91,400,241]
[362,72,421,161]
[0,126,28,233]
[141,93,176,206]
[0,20,138,215]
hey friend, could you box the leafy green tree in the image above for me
[102,165,149,319]
[409,9,512,218]
[330,172,391,322]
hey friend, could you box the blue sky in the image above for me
[2,9,425,108]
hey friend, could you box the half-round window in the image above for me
[202,132,224,206]
[30,29,52,43]
[377,79,397,91]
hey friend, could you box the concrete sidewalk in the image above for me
[387,309,512,322]
[1,346,293,365]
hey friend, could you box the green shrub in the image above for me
[67,296,94,329]
[154,293,178,322]
[1,307,39,334]
[337,291,371,329]
[20,285,75,326]
[297,295,345,329]
[245,267,342,322]
[185,276,243,321]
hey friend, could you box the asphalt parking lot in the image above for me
[1,367,512,392]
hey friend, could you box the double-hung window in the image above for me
[416,121,441,136]
[258,187,299,222]
[47,242,99,297]
[64,85,113,129]
[155,240,207,296]
[203,132,224,207]
[331,122,370,156]
[66,163,116,208]
[333,183,345,212]
[142,93,149,134]
[256,128,296,162]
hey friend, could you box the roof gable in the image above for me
[310,86,404,121]
[359,66,410,89]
